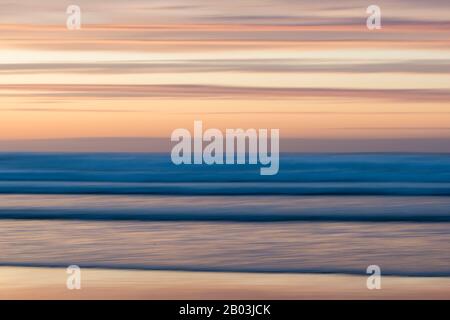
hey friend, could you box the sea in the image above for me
[0,153,449,276]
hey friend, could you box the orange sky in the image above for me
[0,0,449,151]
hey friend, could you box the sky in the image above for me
[0,0,450,152]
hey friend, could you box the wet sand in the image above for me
[0,267,449,299]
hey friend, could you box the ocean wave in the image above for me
[0,153,449,184]
[1,181,450,196]
[1,219,448,278]
[1,210,448,222]
[0,195,449,222]
[1,153,449,195]
[0,262,449,277]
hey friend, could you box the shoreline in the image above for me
[1,266,449,300]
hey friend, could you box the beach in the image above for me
[1,267,449,300]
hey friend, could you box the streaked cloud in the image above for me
[2,59,450,74]
[1,84,450,102]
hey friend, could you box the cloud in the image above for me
[2,84,450,102]
[2,59,450,75]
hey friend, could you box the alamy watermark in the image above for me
[171,121,279,175]
[366,5,382,30]
[66,265,81,290]
[366,265,382,290]
[66,5,81,30]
